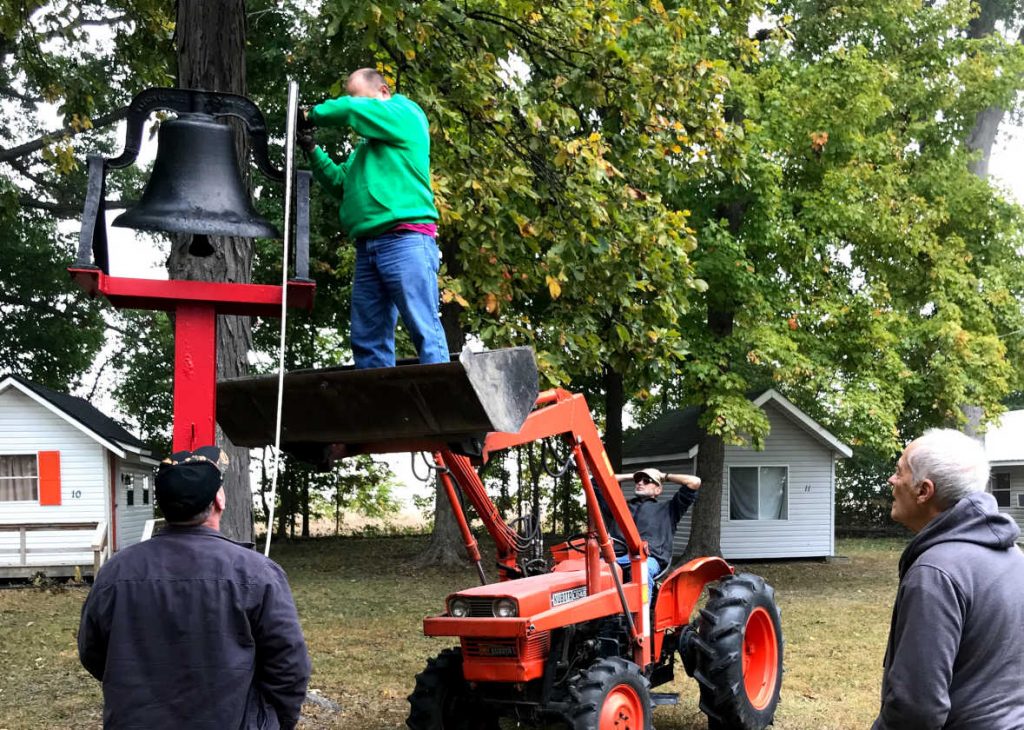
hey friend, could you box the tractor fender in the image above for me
[652,556,734,633]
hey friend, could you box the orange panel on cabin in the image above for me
[38,451,62,506]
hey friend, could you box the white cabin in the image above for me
[0,374,158,578]
[623,389,852,560]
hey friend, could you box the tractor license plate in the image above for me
[551,586,588,607]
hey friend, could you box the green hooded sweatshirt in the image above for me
[307,93,439,240]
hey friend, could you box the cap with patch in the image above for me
[632,468,664,487]
[155,446,228,521]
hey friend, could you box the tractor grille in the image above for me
[464,598,496,617]
[462,632,551,661]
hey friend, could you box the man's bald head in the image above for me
[346,68,391,99]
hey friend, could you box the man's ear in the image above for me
[214,486,227,512]
[916,478,937,505]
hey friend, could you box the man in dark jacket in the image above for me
[874,428,1024,730]
[599,467,701,583]
[78,446,311,730]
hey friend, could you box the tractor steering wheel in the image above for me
[563,532,628,555]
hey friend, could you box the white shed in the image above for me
[982,408,1024,532]
[0,374,158,578]
[622,389,852,560]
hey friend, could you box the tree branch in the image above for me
[19,195,136,217]
[0,106,128,164]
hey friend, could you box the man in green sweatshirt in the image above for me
[300,69,449,369]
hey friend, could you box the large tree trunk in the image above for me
[414,475,467,566]
[965,2,1010,178]
[603,366,624,473]
[683,429,725,559]
[683,295,736,559]
[172,0,254,543]
[415,232,468,565]
[961,2,1018,430]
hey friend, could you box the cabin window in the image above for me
[988,472,1010,508]
[142,474,150,505]
[0,454,38,501]
[1017,493,1024,509]
[729,466,789,520]
[990,473,1011,508]
[122,472,135,507]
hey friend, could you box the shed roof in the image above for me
[0,374,153,459]
[984,409,1024,465]
[623,388,852,462]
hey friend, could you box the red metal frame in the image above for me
[69,266,315,452]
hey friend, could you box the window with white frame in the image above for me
[729,466,789,520]
[1017,493,1024,509]
[0,454,38,501]
[0,452,37,497]
[990,473,1011,508]
[122,471,152,507]
[122,472,135,507]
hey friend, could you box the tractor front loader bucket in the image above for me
[216,347,538,462]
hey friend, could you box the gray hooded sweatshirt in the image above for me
[873,491,1024,730]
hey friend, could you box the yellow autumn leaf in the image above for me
[405,48,416,61]
[517,220,538,237]
[546,275,562,299]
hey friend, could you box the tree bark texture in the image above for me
[173,0,254,543]
[683,429,725,559]
[603,366,624,473]
[415,476,468,567]
[961,1,1018,427]
[415,233,468,565]
[964,0,1021,178]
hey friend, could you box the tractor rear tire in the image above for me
[566,656,652,730]
[406,647,499,730]
[693,573,783,730]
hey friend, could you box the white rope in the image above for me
[264,79,300,557]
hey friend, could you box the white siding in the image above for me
[990,465,1024,529]
[639,402,836,560]
[115,460,155,549]
[0,388,110,567]
[718,402,833,558]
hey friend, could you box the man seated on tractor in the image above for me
[598,467,701,584]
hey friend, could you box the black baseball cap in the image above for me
[154,446,228,521]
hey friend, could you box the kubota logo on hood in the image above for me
[551,585,588,607]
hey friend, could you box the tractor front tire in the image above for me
[567,656,652,730]
[694,573,783,730]
[406,648,499,730]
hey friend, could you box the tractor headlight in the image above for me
[493,598,518,618]
[449,597,470,618]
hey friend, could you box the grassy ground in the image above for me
[0,536,907,729]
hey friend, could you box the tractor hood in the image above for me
[446,559,619,618]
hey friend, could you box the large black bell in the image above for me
[112,113,280,242]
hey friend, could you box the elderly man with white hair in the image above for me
[873,428,1024,730]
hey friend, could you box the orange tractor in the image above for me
[217,348,783,729]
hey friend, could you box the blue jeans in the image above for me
[617,554,661,585]
[351,231,450,369]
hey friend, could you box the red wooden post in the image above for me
[172,304,218,452]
